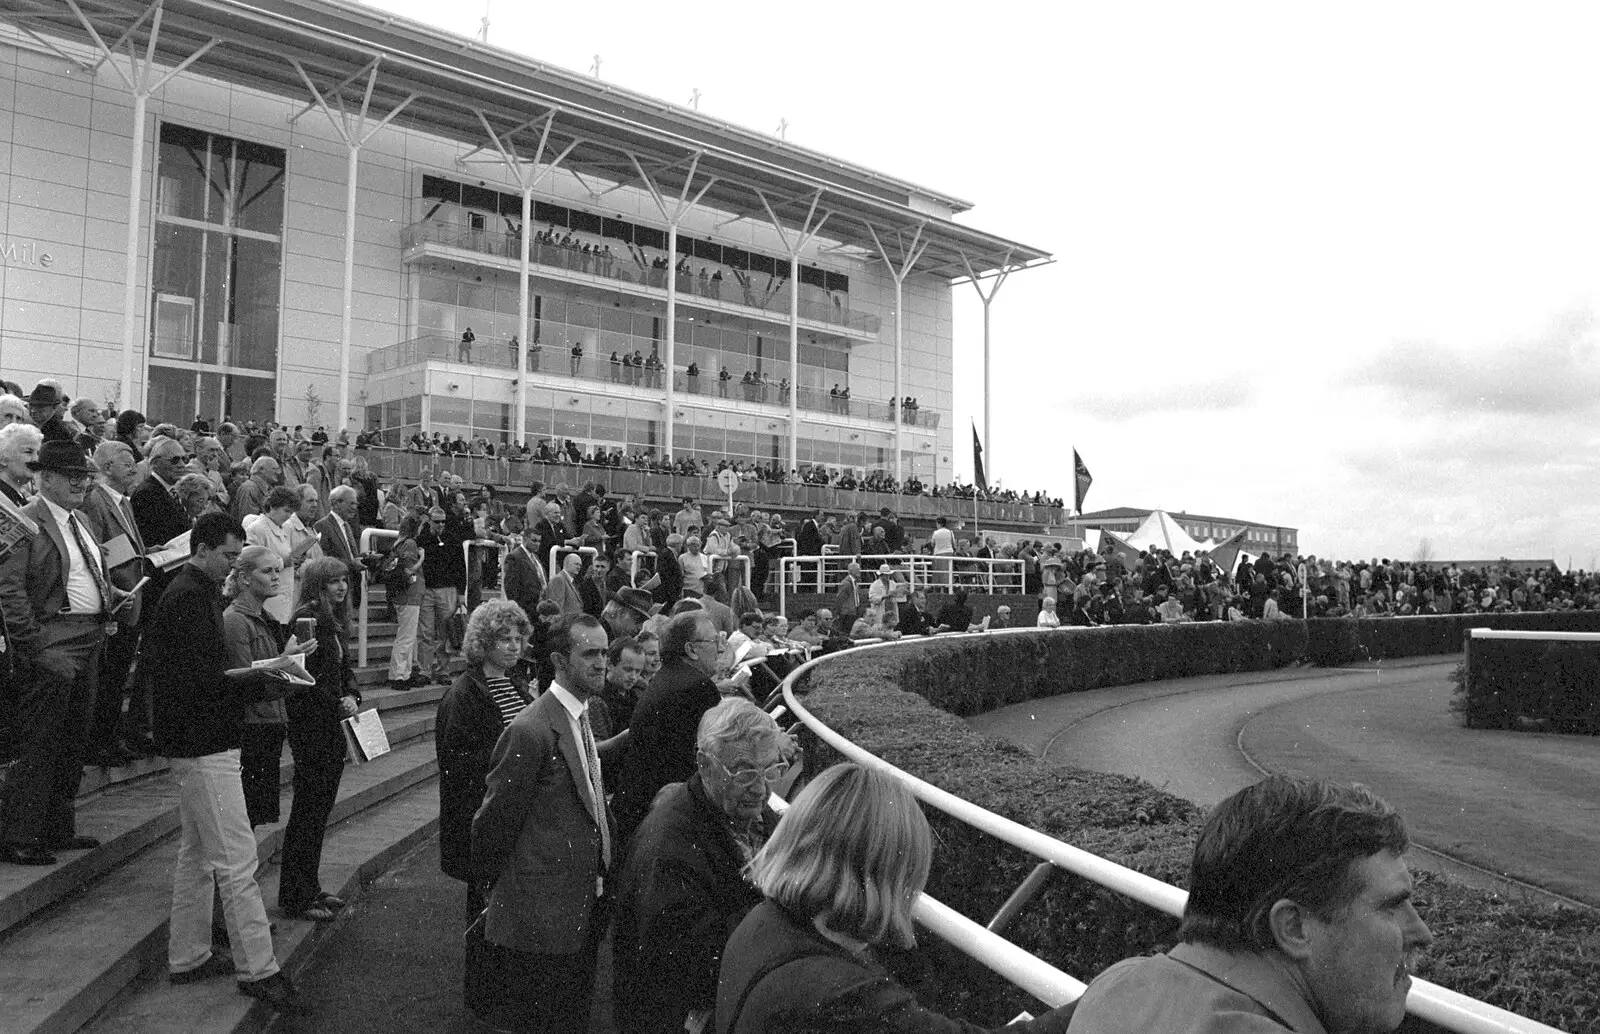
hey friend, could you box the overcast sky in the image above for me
[369,0,1600,568]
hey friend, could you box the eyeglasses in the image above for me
[54,472,93,486]
[690,637,720,649]
[706,755,788,791]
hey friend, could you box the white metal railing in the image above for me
[778,635,1566,1032]
[775,554,1026,618]
[356,527,398,668]
[1469,628,1600,641]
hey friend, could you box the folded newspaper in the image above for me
[0,491,38,556]
[342,709,391,763]
[224,654,316,686]
[147,530,191,571]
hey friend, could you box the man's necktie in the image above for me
[69,514,112,615]
[577,708,611,871]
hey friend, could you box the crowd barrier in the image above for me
[775,553,1026,616]
[353,448,1064,526]
[777,634,1566,1033]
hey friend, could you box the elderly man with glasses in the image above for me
[611,697,792,1034]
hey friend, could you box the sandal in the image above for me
[315,891,346,910]
[284,903,337,923]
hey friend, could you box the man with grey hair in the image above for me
[231,456,279,521]
[316,483,368,606]
[0,422,42,505]
[70,397,105,453]
[81,439,152,763]
[612,696,788,1033]
[188,436,230,511]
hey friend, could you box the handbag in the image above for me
[445,604,467,650]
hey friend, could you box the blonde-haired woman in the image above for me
[715,763,1073,1033]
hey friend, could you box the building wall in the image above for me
[0,28,954,479]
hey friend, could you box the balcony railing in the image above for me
[400,220,882,335]
[349,448,1066,526]
[368,335,940,429]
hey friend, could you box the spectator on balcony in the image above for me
[718,366,731,397]
[609,351,622,382]
[686,362,701,392]
[1068,776,1431,1034]
[570,342,584,376]
[718,763,1073,1034]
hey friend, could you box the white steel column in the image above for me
[120,92,148,410]
[960,251,1013,482]
[517,184,532,440]
[291,59,416,435]
[65,0,218,410]
[863,222,929,489]
[471,111,576,447]
[628,151,717,462]
[755,189,830,478]
[666,222,678,459]
[788,255,799,471]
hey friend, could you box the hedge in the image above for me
[1459,636,1600,733]
[792,634,1600,1032]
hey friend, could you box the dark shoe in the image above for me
[407,672,432,687]
[238,972,306,1012]
[314,891,346,910]
[48,835,101,851]
[1,844,57,866]
[282,902,337,922]
[170,950,235,984]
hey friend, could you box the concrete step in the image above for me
[79,780,441,1034]
[0,739,440,1034]
[353,656,467,689]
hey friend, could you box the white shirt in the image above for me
[547,682,601,810]
[245,513,298,624]
[41,496,104,614]
[930,527,956,556]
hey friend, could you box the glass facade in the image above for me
[147,122,284,426]
[414,263,851,392]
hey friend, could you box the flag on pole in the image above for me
[972,424,988,493]
[1207,527,1250,578]
[1074,449,1093,513]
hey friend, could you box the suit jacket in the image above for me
[130,475,189,556]
[502,544,545,617]
[0,497,112,662]
[541,571,584,621]
[80,483,147,588]
[315,512,365,604]
[471,689,612,954]
[1065,942,1325,1033]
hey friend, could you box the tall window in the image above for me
[147,123,285,426]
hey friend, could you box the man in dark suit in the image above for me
[315,484,368,607]
[502,524,547,618]
[131,435,192,596]
[80,439,152,763]
[471,614,613,1032]
[0,441,134,865]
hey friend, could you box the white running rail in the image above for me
[778,635,1567,1032]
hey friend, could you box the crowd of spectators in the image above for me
[385,427,1062,505]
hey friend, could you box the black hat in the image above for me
[26,383,66,407]
[612,586,659,619]
[27,439,94,475]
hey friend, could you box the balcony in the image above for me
[400,221,882,340]
[353,447,1063,527]
[367,335,940,429]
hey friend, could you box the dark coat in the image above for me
[501,543,545,618]
[715,899,1072,1034]
[611,658,720,839]
[144,563,260,758]
[435,664,532,882]
[290,602,359,716]
[612,775,774,1033]
[471,687,613,953]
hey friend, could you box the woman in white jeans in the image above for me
[387,512,426,690]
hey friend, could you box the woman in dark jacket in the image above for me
[434,598,534,916]
[280,556,361,921]
[715,764,1075,1034]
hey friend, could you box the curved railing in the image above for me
[777,634,1565,1034]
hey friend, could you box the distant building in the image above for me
[1071,506,1300,555]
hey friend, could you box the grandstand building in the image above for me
[0,0,1049,490]
[1073,506,1300,555]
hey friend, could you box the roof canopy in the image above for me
[4,0,1052,280]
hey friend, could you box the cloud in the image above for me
[1345,308,1600,415]
[1073,377,1252,421]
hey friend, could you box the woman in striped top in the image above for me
[435,599,535,916]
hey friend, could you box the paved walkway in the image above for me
[970,657,1600,907]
